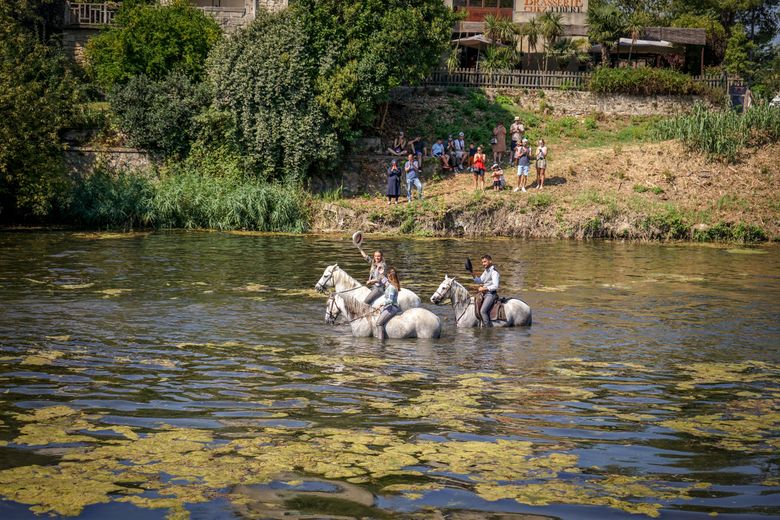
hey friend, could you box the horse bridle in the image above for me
[433,278,471,323]
[316,267,365,295]
[326,293,380,325]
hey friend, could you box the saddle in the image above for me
[474,293,507,322]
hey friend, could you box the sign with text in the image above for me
[521,0,585,13]
[514,0,588,26]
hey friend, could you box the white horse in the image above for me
[325,292,442,339]
[430,275,532,328]
[314,264,421,310]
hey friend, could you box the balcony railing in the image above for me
[66,1,120,27]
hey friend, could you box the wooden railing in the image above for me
[423,69,739,92]
[424,69,591,90]
[66,1,120,27]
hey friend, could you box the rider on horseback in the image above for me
[361,249,387,305]
[470,255,500,327]
[374,268,401,340]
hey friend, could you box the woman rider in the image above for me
[361,249,387,305]
[374,268,401,340]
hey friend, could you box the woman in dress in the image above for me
[386,159,401,205]
[472,146,487,190]
[492,122,507,165]
[535,139,548,190]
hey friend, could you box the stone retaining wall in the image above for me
[64,147,153,176]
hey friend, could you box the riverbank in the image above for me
[312,140,779,241]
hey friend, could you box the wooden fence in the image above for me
[424,69,591,90]
[423,68,740,92]
[66,1,119,27]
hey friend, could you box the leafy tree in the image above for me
[109,72,209,158]
[724,23,756,78]
[85,0,221,92]
[206,9,338,181]
[587,3,627,66]
[292,0,456,136]
[0,10,83,220]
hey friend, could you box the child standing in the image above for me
[491,163,503,191]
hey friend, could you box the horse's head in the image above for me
[315,264,338,293]
[325,294,341,324]
[430,275,454,305]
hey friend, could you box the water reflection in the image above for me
[0,231,778,519]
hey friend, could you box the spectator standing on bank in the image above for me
[513,138,531,192]
[534,139,548,190]
[492,121,507,164]
[467,142,477,171]
[473,146,486,190]
[491,163,503,191]
[509,117,525,165]
[404,153,423,202]
[386,159,401,205]
[453,132,466,171]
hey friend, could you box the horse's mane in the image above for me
[332,265,362,289]
[449,278,471,304]
[337,291,374,317]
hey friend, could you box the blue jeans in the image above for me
[480,291,497,327]
[407,178,423,202]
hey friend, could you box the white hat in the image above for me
[514,116,520,120]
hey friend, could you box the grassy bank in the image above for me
[310,88,778,242]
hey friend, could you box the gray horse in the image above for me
[325,292,442,339]
[430,275,532,328]
[314,264,421,310]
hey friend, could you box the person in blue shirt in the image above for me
[404,153,423,203]
[374,268,402,340]
[469,254,500,327]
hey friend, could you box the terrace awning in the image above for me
[450,34,507,49]
[616,37,682,54]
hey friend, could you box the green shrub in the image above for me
[589,67,704,96]
[109,72,209,158]
[656,103,780,162]
[528,192,553,208]
[85,0,221,92]
[0,12,85,220]
[207,10,339,180]
[693,222,767,242]
[644,205,689,239]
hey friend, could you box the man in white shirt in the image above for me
[470,254,500,327]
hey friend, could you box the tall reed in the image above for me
[65,168,309,231]
[655,103,780,162]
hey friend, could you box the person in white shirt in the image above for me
[469,254,500,327]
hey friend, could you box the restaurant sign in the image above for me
[521,0,585,14]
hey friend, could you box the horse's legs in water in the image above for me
[374,305,399,339]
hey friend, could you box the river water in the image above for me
[0,231,778,519]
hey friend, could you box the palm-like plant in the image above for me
[538,12,564,71]
[521,17,540,69]
[482,45,516,72]
[587,4,626,66]
[547,38,591,70]
[626,13,648,65]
